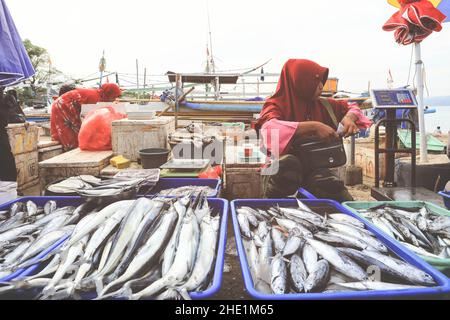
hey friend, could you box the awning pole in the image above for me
[415,42,428,163]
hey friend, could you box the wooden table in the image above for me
[39,148,113,188]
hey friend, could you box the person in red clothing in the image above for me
[50,83,122,150]
[257,59,371,201]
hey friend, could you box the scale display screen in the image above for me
[370,89,418,109]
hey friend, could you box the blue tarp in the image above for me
[0,0,35,87]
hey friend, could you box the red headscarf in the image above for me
[257,59,348,130]
[99,83,122,102]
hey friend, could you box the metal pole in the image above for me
[144,68,147,90]
[175,74,181,128]
[415,43,428,163]
[350,135,356,166]
[384,109,398,187]
[136,59,139,90]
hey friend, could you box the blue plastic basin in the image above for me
[231,198,450,300]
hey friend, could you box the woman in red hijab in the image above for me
[50,83,122,150]
[258,59,371,201]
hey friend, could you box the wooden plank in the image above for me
[38,140,60,149]
[7,123,40,156]
[15,151,39,188]
[39,148,114,168]
[38,145,64,162]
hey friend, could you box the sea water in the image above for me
[426,106,450,133]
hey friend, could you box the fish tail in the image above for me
[177,287,192,301]
[95,276,104,296]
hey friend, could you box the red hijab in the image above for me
[99,83,122,102]
[257,59,347,130]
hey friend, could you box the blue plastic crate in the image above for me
[7,197,228,300]
[231,198,450,300]
[0,197,84,283]
[296,188,317,200]
[439,191,450,210]
[141,178,222,198]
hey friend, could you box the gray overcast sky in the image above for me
[6,0,450,96]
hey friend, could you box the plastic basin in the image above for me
[343,201,450,271]
[139,148,170,169]
[231,198,450,300]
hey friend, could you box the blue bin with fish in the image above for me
[0,197,84,283]
[343,201,450,272]
[439,191,450,210]
[231,199,450,300]
[1,196,228,300]
[140,178,222,198]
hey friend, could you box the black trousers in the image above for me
[262,154,353,203]
[0,128,17,182]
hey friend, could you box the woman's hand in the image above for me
[296,121,339,143]
[340,115,359,138]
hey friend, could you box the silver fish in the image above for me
[237,213,252,239]
[271,228,286,254]
[65,200,134,247]
[130,213,200,300]
[10,202,24,217]
[0,225,38,244]
[44,201,58,215]
[180,215,220,293]
[162,199,190,276]
[98,198,155,279]
[399,218,433,249]
[399,242,442,259]
[306,238,368,281]
[328,222,388,253]
[289,254,307,293]
[270,254,287,295]
[304,260,330,293]
[329,214,365,228]
[99,207,179,297]
[362,249,436,286]
[25,201,38,217]
[302,243,318,275]
[282,228,305,257]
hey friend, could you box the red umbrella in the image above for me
[383,0,446,44]
[382,0,447,163]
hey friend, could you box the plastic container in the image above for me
[0,182,17,205]
[231,199,450,300]
[343,201,450,271]
[0,197,84,283]
[142,178,222,198]
[296,188,317,200]
[438,191,450,210]
[139,148,170,169]
[6,197,228,300]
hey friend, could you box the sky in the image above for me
[6,0,450,96]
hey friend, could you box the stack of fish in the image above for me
[157,186,217,198]
[357,204,450,260]
[237,200,437,295]
[76,178,148,199]
[0,194,221,301]
[0,200,90,281]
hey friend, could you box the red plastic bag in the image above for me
[78,106,127,151]
[198,165,223,179]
